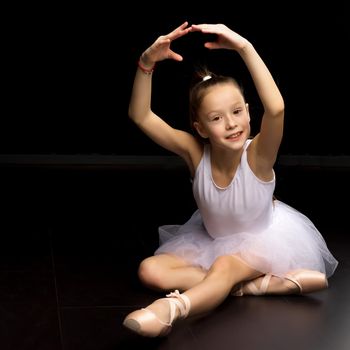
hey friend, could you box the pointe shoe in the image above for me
[231,274,273,296]
[231,270,328,296]
[123,290,191,337]
[284,269,328,294]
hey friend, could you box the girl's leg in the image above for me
[125,254,262,334]
[138,253,207,291]
[182,255,262,315]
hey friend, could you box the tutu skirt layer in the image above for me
[155,201,338,278]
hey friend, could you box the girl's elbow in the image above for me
[273,100,285,117]
[279,100,285,113]
[128,105,138,122]
[277,105,285,118]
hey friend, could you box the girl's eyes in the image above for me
[209,109,243,121]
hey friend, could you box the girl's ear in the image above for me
[246,103,250,122]
[193,121,209,139]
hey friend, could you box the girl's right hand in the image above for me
[140,21,191,68]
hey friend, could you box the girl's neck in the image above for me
[209,145,244,174]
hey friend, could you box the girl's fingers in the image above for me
[148,22,191,62]
[191,24,222,36]
[168,50,183,61]
[167,21,190,41]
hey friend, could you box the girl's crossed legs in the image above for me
[137,253,263,318]
[123,253,326,336]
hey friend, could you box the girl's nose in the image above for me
[225,116,236,130]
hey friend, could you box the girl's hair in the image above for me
[189,67,245,141]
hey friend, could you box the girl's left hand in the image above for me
[191,24,248,51]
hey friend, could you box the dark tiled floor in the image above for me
[0,164,349,350]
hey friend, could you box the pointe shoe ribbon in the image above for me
[123,289,191,337]
[231,274,272,296]
[246,274,272,295]
[166,290,191,319]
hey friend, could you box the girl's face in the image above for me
[194,82,250,151]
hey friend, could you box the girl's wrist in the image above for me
[138,55,156,75]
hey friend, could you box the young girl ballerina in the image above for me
[123,22,338,337]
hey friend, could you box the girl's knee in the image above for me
[211,255,237,274]
[138,257,165,289]
[211,255,261,283]
[138,257,157,282]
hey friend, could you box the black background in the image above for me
[2,1,348,156]
[1,4,350,349]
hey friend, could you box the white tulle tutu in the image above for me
[155,200,338,278]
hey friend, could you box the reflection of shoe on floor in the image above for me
[123,290,191,337]
[232,269,328,296]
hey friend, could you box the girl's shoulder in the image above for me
[246,137,275,182]
[187,139,205,178]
